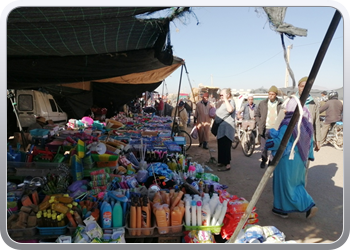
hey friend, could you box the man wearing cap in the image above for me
[27,116,47,131]
[194,92,214,149]
[255,85,283,168]
[171,100,188,132]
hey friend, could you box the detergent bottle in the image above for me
[112,200,123,227]
[201,202,211,226]
[100,200,112,228]
[155,204,169,234]
[171,206,183,228]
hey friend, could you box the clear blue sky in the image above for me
[155,6,344,95]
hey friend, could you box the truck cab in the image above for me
[14,90,68,128]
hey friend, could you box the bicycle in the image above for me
[231,120,243,149]
[232,120,256,157]
[172,119,192,152]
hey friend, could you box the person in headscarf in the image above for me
[265,96,318,219]
[275,76,321,186]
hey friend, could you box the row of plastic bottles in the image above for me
[184,193,228,227]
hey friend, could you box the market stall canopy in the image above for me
[7,7,190,117]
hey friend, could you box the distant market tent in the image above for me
[7,7,192,117]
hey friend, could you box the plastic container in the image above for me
[183,224,223,235]
[156,221,183,235]
[37,225,68,235]
[125,221,155,236]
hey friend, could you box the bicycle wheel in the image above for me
[241,131,255,157]
[176,130,192,152]
[231,134,240,149]
[232,129,243,149]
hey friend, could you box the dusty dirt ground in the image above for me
[184,125,344,244]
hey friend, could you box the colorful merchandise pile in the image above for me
[7,113,289,244]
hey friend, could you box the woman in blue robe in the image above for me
[265,96,318,219]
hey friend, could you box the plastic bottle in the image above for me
[191,200,197,226]
[112,201,123,227]
[52,203,69,214]
[216,200,228,226]
[203,193,210,205]
[170,190,184,210]
[155,204,168,234]
[74,211,83,226]
[163,204,170,226]
[209,193,219,213]
[185,200,191,226]
[136,201,142,235]
[201,202,211,226]
[129,197,137,236]
[100,200,112,228]
[211,203,223,226]
[141,197,151,235]
[196,201,202,227]
[171,206,183,230]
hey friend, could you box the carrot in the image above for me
[31,191,39,205]
[21,195,33,207]
[66,212,77,227]
[91,208,100,221]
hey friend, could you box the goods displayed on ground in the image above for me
[7,112,294,244]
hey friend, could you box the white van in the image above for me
[14,90,68,128]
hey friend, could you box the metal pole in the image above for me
[228,10,341,243]
[183,64,197,103]
[171,64,184,135]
